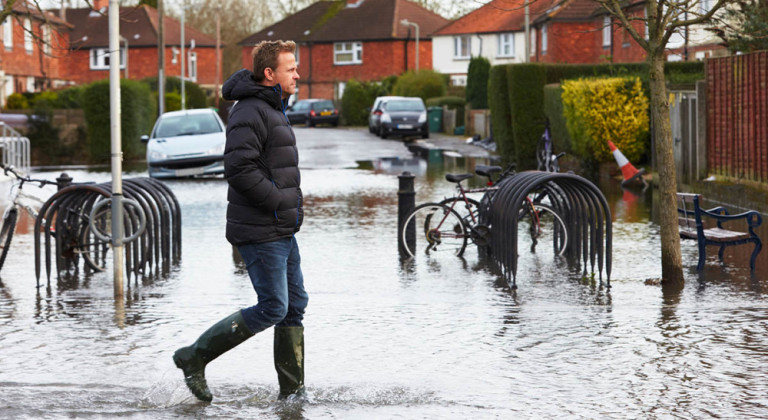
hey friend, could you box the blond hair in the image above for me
[251,40,296,82]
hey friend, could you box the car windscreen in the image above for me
[311,101,334,110]
[155,113,222,138]
[385,100,425,112]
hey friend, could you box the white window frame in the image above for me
[42,25,51,54]
[333,42,362,65]
[497,33,514,58]
[295,45,300,66]
[2,18,12,49]
[23,18,33,53]
[89,48,126,70]
[603,16,611,48]
[453,35,471,59]
[542,24,548,54]
[187,51,197,82]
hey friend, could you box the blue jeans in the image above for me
[237,236,308,332]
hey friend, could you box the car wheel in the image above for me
[422,131,429,139]
[379,126,387,139]
[307,119,314,127]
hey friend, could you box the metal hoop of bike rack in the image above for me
[87,197,148,244]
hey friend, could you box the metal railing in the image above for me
[0,122,31,175]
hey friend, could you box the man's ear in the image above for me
[264,67,274,82]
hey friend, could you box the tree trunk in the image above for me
[648,54,685,285]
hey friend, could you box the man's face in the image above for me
[268,51,299,98]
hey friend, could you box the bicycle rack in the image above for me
[478,171,612,289]
[33,177,182,286]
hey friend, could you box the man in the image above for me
[173,40,307,403]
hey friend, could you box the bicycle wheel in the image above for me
[519,203,568,256]
[78,207,110,272]
[0,209,18,271]
[439,197,480,229]
[401,203,468,258]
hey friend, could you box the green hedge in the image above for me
[82,79,156,163]
[466,56,490,109]
[392,70,446,103]
[543,83,571,155]
[488,65,513,164]
[142,76,207,110]
[341,79,387,126]
[508,64,547,169]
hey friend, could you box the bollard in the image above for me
[56,173,73,190]
[397,171,415,256]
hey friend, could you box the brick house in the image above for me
[0,1,72,108]
[431,0,557,86]
[238,0,449,101]
[61,2,221,89]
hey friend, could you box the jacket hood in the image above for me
[222,69,285,110]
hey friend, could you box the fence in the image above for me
[706,51,768,183]
[0,122,31,175]
[669,83,707,186]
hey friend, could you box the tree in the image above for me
[709,0,768,53]
[178,0,275,81]
[591,0,731,286]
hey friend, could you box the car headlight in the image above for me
[149,150,167,160]
[418,111,427,123]
[381,113,391,123]
[207,143,225,155]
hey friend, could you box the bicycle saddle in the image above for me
[475,165,502,177]
[445,173,474,183]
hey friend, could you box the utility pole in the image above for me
[215,6,221,109]
[180,0,185,110]
[400,19,419,71]
[108,0,125,299]
[158,0,165,115]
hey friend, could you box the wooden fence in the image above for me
[706,51,768,183]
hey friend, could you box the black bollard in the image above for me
[397,171,415,256]
[56,173,73,190]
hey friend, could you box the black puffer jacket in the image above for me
[222,69,303,245]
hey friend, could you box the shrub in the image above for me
[488,64,514,164]
[6,93,28,110]
[543,83,572,154]
[561,77,649,163]
[392,70,446,103]
[466,56,490,109]
[82,79,156,163]
[508,64,547,169]
[142,76,207,109]
[56,86,84,109]
[27,96,60,165]
[30,91,59,109]
[163,91,183,112]
[341,79,387,126]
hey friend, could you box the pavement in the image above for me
[403,131,497,160]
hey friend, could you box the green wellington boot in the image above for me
[274,326,305,400]
[173,310,255,402]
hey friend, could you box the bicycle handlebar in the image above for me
[1,164,58,188]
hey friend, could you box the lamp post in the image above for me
[180,0,185,110]
[400,18,419,71]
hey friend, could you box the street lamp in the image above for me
[400,18,419,71]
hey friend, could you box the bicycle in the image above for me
[0,165,108,273]
[400,164,569,258]
[536,118,565,173]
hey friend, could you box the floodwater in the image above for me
[1,127,768,419]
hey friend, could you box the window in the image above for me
[530,30,536,56]
[542,24,548,54]
[2,18,11,49]
[334,42,362,65]
[42,25,51,54]
[603,16,611,48]
[497,33,514,57]
[295,45,300,66]
[23,18,33,53]
[187,52,197,81]
[89,48,126,70]
[335,81,346,100]
[454,35,470,59]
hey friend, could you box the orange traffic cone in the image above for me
[607,140,646,187]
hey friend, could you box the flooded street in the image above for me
[1,127,768,418]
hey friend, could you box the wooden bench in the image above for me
[677,193,763,271]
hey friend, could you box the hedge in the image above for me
[488,65,513,164]
[542,83,571,155]
[82,79,156,163]
[466,56,490,109]
[507,63,547,169]
[341,79,387,126]
[142,76,207,110]
[392,70,446,103]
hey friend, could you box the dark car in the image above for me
[286,99,339,127]
[368,95,403,133]
[378,97,428,139]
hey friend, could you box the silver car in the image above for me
[142,109,226,179]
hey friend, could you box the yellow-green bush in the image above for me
[561,77,649,163]
[6,93,29,109]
